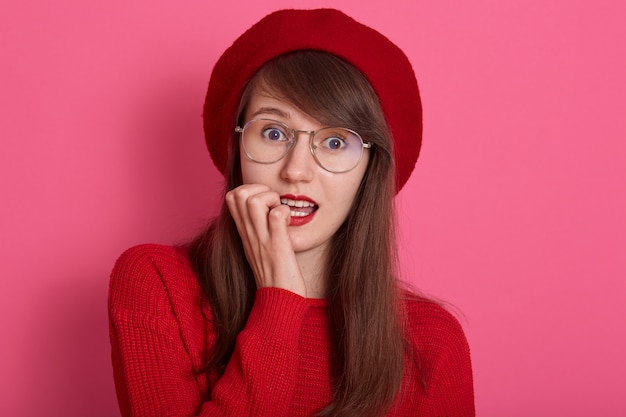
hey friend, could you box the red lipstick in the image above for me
[279,194,318,227]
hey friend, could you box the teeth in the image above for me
[280,198,315,208]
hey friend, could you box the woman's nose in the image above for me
[280,132,315,182]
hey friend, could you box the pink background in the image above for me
[1,1,625,415]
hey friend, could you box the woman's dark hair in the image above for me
[190,50,407,417]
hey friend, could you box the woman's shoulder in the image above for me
[109,244,212,380]
[112,243,193,274]
[109,243,201,313]
[401,292,474,409]
[401,291,470,358]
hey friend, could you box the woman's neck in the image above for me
[295,246,327,299]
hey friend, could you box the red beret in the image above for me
[203,8,422,192]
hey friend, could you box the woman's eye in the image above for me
[262,127,287,141]
[320,136,347,150]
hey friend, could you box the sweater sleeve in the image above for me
[428,330,475,415]
[418,302,475,417]
[108,245,310,417]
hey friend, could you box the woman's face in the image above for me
[239,85,370,258]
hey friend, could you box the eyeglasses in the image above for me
[235,119,372,173]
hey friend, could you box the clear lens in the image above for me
[239,119,366,173]
[312,127,364,172]
[241,119,294,164]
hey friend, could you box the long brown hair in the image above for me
[190,51,407,417]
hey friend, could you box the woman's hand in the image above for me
[226,184,307,297]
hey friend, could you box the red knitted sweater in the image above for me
[108,244,474,416]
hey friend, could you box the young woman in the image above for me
[109,8,474,417]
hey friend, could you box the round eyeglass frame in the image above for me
[235,118,372,173]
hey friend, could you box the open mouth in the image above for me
[280,197,318,217]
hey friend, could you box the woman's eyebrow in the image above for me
[249,107,290,119]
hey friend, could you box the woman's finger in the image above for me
[226,184,269,239]
[225,184,305,296]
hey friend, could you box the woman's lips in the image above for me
[280,194,318,226]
